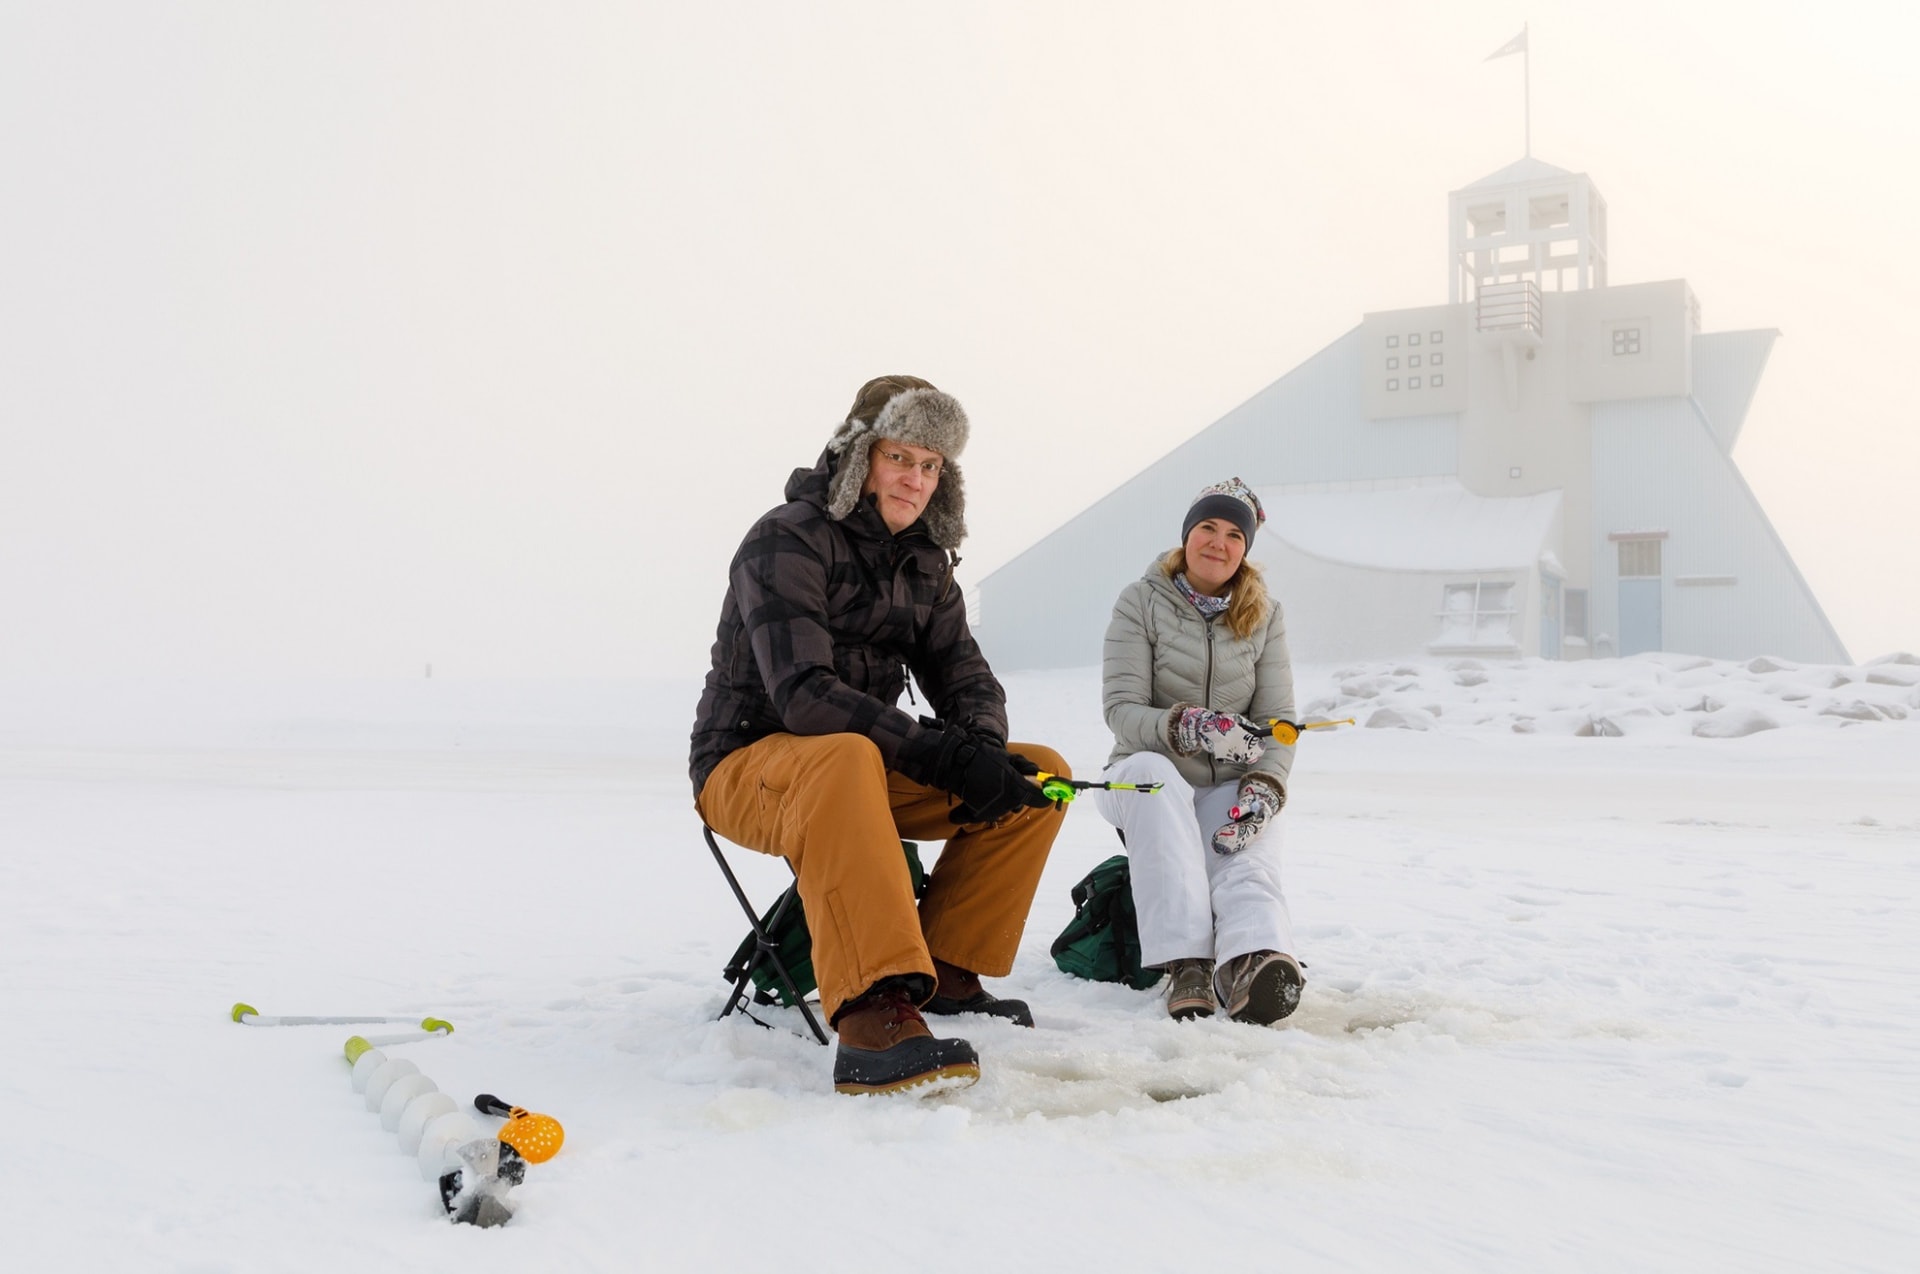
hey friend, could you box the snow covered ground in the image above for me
[5,654,1917,1272]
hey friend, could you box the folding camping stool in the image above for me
[705,825,830,1045]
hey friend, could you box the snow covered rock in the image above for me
[1822,699,1889,722]
[1364,705,1436,731]
[1692,708,1780,738]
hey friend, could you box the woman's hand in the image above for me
[1210,776,1286,855]
[1170,707,1267,765]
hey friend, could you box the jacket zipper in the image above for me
[1203,617,1218,785]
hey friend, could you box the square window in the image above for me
[1617,538,1662,577]
[1387,356,1399,369]
[1611,327,1642,357]
[1431,330,1444,344]
[1408,333,1422,346]
[1430,373,1444,387]
[1409,354,1422,368]
[1387,335,1399,348]
[1430,352,1444,366]
[1409,376,1421,389]
[1437,580,1515,647]
[1386,378,1400,391]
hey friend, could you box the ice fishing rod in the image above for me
[1247,717,1355,744]
[232,1002,454,1032]
[1033,772,1162,803]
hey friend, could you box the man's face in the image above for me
[861,438,944,535]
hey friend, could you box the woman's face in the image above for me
[1183,517,1246,596]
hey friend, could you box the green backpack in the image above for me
[1050,854,1163,991]
[723,841,927,1007]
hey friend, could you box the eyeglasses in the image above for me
[873,447,944,479]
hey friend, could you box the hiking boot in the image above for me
[832,986,980,1096]
[923,959,1036,1028]
[1163,958,1217,1021]
[1217,950,1304,1026]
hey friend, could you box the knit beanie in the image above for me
[1181,477,1266,548]
[824,376,970,548]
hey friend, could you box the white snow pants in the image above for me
[1091,750,1295,969]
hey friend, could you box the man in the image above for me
[691,374,1069,1096]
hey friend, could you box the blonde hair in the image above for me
[1160,547,1271,640]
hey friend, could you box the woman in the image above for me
[1092,477,1304,1025]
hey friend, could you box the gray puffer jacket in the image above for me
[1103,560,1296,793]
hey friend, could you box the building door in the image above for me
[1540,574,1562,660]
[1615,536,1664,656]
[1619,580,1661,655]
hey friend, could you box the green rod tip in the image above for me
[344,1035,374,1064]
[420,1017,454,1035]
[230,1002,258,1022]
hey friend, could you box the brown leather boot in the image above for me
[924,958,1035,1028]
[832,984,979,1096]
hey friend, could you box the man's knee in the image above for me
[1009,741,1068,779]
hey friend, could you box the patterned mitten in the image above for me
[1210,778,1286,855]
[1170,708,1267,765]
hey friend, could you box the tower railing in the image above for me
[1476,279,1542,339]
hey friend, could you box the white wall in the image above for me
[1591,396,1849,663]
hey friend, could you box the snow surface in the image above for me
[5,655,1918,1272]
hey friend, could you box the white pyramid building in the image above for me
[975,157,1848,670]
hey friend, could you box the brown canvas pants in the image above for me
[695,732,1070,1023]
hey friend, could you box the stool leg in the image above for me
[707,828,830,1046]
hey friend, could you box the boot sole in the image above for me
[1229,958,1303,1026]
[833,1061,981,1097]
[1168,999,1216,1022]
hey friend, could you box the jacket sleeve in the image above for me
[1243,600,1297,790]
[732,516,952,783]
[1103,582,1177,755]
[908,570,1009,746]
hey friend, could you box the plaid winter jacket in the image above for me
[689,447,1009,796]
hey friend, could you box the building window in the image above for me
[1387,335,1399,348]
[1618,538,1662,577]
[1409,376,1421,389]
[1430,373,1443,387]
[1611,327,1642,357]
[1565,588,1590,640]
[1387,356,1399,369]
[1430,352,1444,366]
[1431,330,1444,344]
[1409,333,1422,346]
[1409,354,1422,369]
[1386,378,1399,391]
[1435,581,1517,648]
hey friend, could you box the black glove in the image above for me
[935,739,1053,826]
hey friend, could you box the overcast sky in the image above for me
[4,1,1915,679]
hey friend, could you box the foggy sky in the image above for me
[4,1,1915,679]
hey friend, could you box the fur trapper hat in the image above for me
[825,376,969,548]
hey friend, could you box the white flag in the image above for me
[1484,28,1528,61]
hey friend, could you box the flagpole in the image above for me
[1523,22,1531,157]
